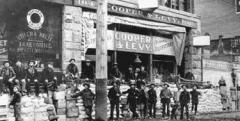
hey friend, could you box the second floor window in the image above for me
[159,0,192,13]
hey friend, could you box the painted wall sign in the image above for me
[27,9,44,30]
[115,31,153,54]
[16,31,54,54]
[74,0,197,28]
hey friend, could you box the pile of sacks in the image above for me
[198,89,223,113]
[21,94,55,121]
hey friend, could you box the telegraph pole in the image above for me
[95,0,108,120]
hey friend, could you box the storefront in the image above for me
[0,0,200,83]
[0,1,62,71]
[76,0,198,83]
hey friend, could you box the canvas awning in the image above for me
[82,12,186,65]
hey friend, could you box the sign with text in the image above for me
[153,37,174,55]
[74,0,197,28]
[86,29,114,50]
[115,32,153,54]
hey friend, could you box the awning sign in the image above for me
[115,31,153,54]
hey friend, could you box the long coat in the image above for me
[108,87,121,102]
[180,90,190,105]
[73,88,95,107]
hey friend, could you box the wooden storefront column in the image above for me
[149,54,153,82]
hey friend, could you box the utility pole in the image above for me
[95,0,108,120]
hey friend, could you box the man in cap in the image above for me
[122,82,139,119]
[72,83,95,120]
[138,83,148,119]
[190,85,201,115]
[110,63,122,84]
[66,59,79,78]
[160,83,172,118]
[81,60,94,80]
[0,61,16,95]
[180,85,190,120]
[108,81,121,120]
[139,66,148,83]
[42,62,57,104]
[148,83,157,119]
[14,60,27,94]
[26,60,39,96]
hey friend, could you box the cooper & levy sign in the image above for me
[115,32,153,54]
[74,0,197,28]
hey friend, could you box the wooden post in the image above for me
[149,54,153,82]
[95,0,108,121]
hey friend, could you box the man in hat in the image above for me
[72,83,95,120]
[148,83,157,119]
[139,66,148,83]
[160,83,172,118]
[42,62,57,104]
[180,85,190,120]
[14,60,27,94]
[138,83,148,119]
[66,59,79,78]
[108,81,121,120]
[190,85,201,115]
[0,61,16,95]
[81,60,94,80]
[125,65,134,84]
[9,85,22,121]
[110,63,122,83]
[122,82,139,119]
[26,61,39,96]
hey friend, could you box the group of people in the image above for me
[0,60,57,97]
[107,80,201,120]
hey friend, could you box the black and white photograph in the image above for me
[0,0,239,121]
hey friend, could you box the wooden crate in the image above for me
[66,107,79,118]
[57,108,66,115]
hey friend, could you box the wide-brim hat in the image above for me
[111,80,120,85]
[149,83,155,86]
[83,83,90,88]
[69,58,76,62]
[28,60,35,64]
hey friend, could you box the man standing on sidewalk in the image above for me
[108,81,121,120]
[190,85,201,115]
[180,85,190,120]
[160,83,172,118]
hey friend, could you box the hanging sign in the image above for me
[115,31,153,54]
[153,37,174,55]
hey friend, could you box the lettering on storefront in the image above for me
[0,40,7,55]
[16,31,54,54]
[74,0,197,28]
[115,32,153,53]
[153,37,174,55]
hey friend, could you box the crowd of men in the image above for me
[0,59,202,121]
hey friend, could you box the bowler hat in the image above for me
[83,83,90,88]
[69,58,76,62]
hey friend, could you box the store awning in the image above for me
[82,11,186,33]
[108,16,186,33]
[85,55,111,62]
